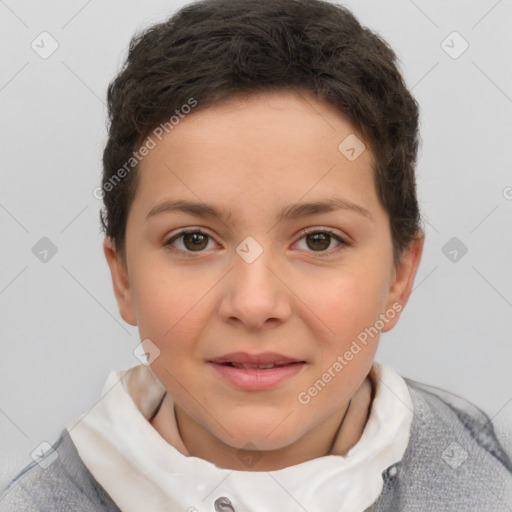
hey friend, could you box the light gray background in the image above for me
[1,0,511,489]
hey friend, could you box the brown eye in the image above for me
[165,230,215,253]
[182,232,209,251]
[305,232,331,251]
[295,228,347,255]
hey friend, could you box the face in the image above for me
[104,89,423,453]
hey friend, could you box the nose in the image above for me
[217,241,292,331]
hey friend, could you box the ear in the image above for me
[103,237,137,326]
[381,231,424,333]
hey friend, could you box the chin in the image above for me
[219,418,302,452]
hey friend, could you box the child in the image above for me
[2,0,511,510]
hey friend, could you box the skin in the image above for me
[104,89,424,471]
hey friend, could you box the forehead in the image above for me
[132,89,381,222]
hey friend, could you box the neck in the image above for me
[151,376,373,471]
[175,400,350,471]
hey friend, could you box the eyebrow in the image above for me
[146,197,374,224]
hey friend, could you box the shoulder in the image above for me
[370,378,512,511]
[0,430,120,512]
[405,378,512,471]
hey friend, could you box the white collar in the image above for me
[67,361,413,512]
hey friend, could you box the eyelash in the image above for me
[164,227,348,258]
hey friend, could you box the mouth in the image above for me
[215,361,304,370]
[209,351,305,366]
[208,352,306,390]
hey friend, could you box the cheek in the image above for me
[130,263,207,345]
[296,266,389,342]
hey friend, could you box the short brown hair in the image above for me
[100,0,424,267]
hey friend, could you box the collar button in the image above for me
[214,496,236,511]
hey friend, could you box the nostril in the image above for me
[214,496,236,511]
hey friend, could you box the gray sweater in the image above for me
[1,378,511,511]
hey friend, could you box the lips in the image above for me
[208,352,306,390]
[208,352,305,367]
